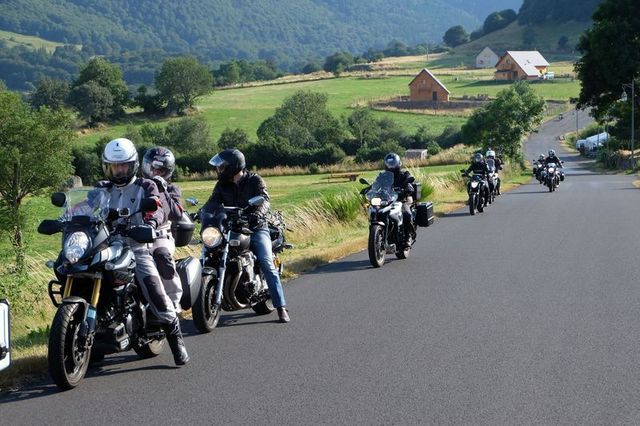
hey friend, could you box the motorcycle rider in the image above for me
[464,153,490,206]
[544,149,564,183]
[534,154,546,182]
[142,146,184,313]
[97,138,189,365]
[485,148,502,196]
[383,152,416,248]
[201,149,290,323]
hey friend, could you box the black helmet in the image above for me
[548,149,556,157]
[142,146,176,180]
[209,149,246,181]
[383,152,401,172]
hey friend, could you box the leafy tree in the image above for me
[575,0,640,120]
[323,52,354,74]
[557,35,569,50]
[72,57,128,117]
[461,82,545,160]
[522,27,537,48]
[0,90,75,268]
[470,28,485,41]
[163,115,213,153]
[218,127,251,150]
[443,25,469,47]
[302,62,322,74]
[68,81,114,123]
[483,9,517,34]
[134,85,165,114]
[155,56,213,113]
[30,77,70,110]
[347,107,379,148]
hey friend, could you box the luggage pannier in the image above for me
[416,201,434,227]
[171,211,195,247]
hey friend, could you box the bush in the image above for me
[319,192,363,222]
[355,140,405,163]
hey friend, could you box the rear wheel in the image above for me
[368,224,385,267]
[192,274,220,333]
[48,303,90,390]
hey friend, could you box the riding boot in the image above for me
[163,317,189,366]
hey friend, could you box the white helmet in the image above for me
[486,149,496,158]
[102,138,139,186]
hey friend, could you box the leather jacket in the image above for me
[201,170,271,230]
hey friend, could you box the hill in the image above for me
[0,0,521,70]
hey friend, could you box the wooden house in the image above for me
[475,47,499,69]
[408,68,450,102]
[494,51,549,80]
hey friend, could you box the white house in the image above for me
[475,47,499,69]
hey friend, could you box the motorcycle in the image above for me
[486,158,499,203]
[190,196,291,333]
[38,188,201,390]
[544,162,561,192]
[532,161,544,183]
[359,171,418,268]
[461,171,487,215]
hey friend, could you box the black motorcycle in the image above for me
[190,196,291,333]
[544,162,561,192]
[359,171,420,268]
[38,188,201,390]
[461,171,487,215]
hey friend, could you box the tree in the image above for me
[0,90,75,268]
[483,9,517,34]
[68,81,115,124]
[347,107,379,148]
[72,57,128,117]
[575,0,640,120]
[218,128,251,150]
[443,25,469,47]
[155,56,213,113]
[557,35,569,50]
[30,77,70,110]
[522,27,537,48]
[323,52,354,74]
[462,82,545,160]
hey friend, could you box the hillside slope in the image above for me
[0,0,521,68]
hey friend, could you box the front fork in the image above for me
[63,274,102,345]
[214,230,232,307]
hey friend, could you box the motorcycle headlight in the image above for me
[471,182,479,188]
[370,197,382,207]
[548,168,555,173]
[201,227,223,248]
[64,232,90,264]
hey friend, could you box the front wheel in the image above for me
[192,274,220,333]
[468,194,476,216]
[477,196,484,212]
[368,224,385,268]
[48,303,91,390]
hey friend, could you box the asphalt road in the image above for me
[3,110,640,424]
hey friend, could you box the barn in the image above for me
[408,68,450,102]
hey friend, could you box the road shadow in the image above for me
[309,258,373,274]
[442,212,471,218]
[218,311,279,327]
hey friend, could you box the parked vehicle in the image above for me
[461,171,487,215]
[38,189,201,390]
[190,196,291,333]
[0,299,10,372]
[360,172,433,267]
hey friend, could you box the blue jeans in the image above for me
[250,228,286,308]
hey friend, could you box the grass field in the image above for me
[0,29,80,53]
[78,66,581,146]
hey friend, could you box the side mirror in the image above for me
[248,196,265,207]
[140,198,158,212]
[128,225,155,243]
[561,161,565,164]
[407,176,415,183]
[0,299,10,372]
[359,178,369,185]
[185,198,198,206]
[51,192,66,207]
[38,219,63,235]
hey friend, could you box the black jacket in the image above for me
[544,156,562,167]
[466,162,490,177]
[151,176,183,222]
[202,170,270,229]
[392,169,415,202]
